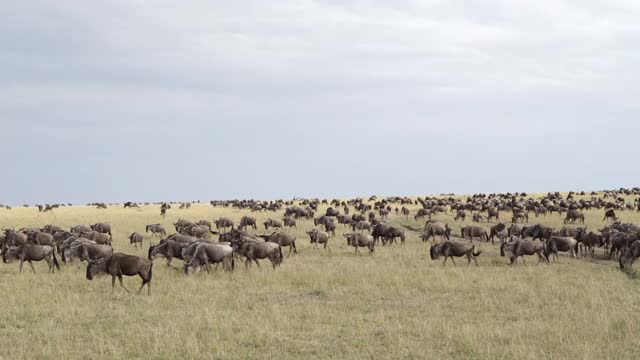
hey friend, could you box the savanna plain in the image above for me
[1,193,639,360]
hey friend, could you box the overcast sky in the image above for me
[1,1,639,204]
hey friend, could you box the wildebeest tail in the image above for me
[473,246,483,257]
[52,251,61,271]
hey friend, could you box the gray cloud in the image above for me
[1,0,638,204]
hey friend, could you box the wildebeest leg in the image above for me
[112,276,117,291]
[450,257,457,266]
[19,259,24,273]
[45,256,53,272]
[292,242,297,255]
[28,260,36,274]
[443,257,447,266]
[254,259,260,267]
[245,259,251,269]
[118,275,130,292]
[473,255,478,266]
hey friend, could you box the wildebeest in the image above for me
[351,220,371,232]
[70,225,91,234]
[619,241,640,270]
[421,221,451,243]
[282,217,297,229]
[214,217,235,232]
[129,233,144,248]
[145,224,166,236]
[487,208,500,222]
[544,237,579,262]
[63,242,113,263]
[86,253,153,295]
[454,209,466,221]
[344,233,375,255]
[575,229,603,257]
[512,211,529,223]
[508,224,522,238]
[384,227,405,246]
[27,231,54,246]
[461,226,489,243]
[80,231,112,245]
[263,218,282,230]
[489,223,506,243]
[184,242,234,274]
[603,209,618,222]
[521,224,553,242]
[307,229,331,252]
[3,243,60,273]
[90,222,112,236]
[148,239,189,267]
[239,216,257,231]
[231,238,282,269]
[180,224,210,239]
[564,209,585,224]
[259,232,297,256]
[500,238,547,265]
[429,239,482,266]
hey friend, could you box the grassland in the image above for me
[1,194,640,359]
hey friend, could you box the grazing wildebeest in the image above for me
[214,217,235,232]
[145,224,166,236]
[259,231,297,256]
[564,209,585,224]
[3,244,60,273]
[414,208,432,221]
[71,225,91,234]
[239,216,257,231]
[488,223,506,244]
[86,253,153,295]
[603,209,618,222]
[429,239,482,266]
[372,223,391,246]
[63,242,112,263]
[454,209,466,221]
[544,237,579,262]
[282,217,297,229]
[184,242,234,274]
[307,229,331,252]
[80,231,112,245]
[263,218,283,230]
[521,224,553,242]
[231,238,282,269]
[344,233,375,255]
[461,226,489,242]
[487,208,500,222]
[129,233,144,248]
[421,221,451,243]
[90,222,112,236]
[620,241,640,270]
[500,238,547,265]
[148,239,189,267]
[384,227,405,246]
[575,229,603,257]
[352,221,371,232]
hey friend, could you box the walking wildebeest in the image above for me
[148,239,189,267]
[307,229,331,252]
[544,237,579,262]
[421,221,451,243]
[259,231,297,256]
[184,242,234,274]
[603,209,618,222]
[263,218,283,230]
[145,224,166,236]
[429,239,482,266]
[461,226,489,243]
[3,243,60,273]
[344,233,375,255]
[239,216,257,231]
[500,238,547,265]
[129,233,144,248]
[214,217,235,232]
[86,253,153,295]
[620,241,640,270]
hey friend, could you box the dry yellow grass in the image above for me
[1,194,639,359]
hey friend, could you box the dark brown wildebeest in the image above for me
[129,233,144,248]
[620,241,640,269]
[603,209,618,222]
[401,207,410,219]
[86,253,153,295]
[489,223,506,244]
[564,209,585,224]
[521,224,553,242]
[461,226,489,243]
[429,239,482,266]
[282,217,297,229]
[41,224,63,234]
[3,229,27,247]
[3,243,60,273]
[508,224,522,238]
[454,209,466,221]
[421,221,451,243]
[259,231,297,256]
[575,229,603,257]
[344,233,375,255]
[324,221,336,237]
[544,237,579,262]
[263,218,283,230]
[384,227,405,246]
[214,217,235,232]
[500,238,547,265]
[145,224,166,236]
[487,208,500,222]
[325,207,340,217]
[239,216,257,231]
[307,229,331,252]
[148,239,189,267]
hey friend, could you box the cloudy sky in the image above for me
[2,0,639,204]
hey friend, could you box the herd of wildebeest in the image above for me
[3,187,640,295]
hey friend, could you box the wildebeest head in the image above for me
[429,244,441,260]
[86,257,109,280]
